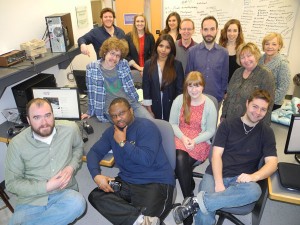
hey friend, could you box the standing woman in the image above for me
[143,34,184,121]
[259,32,291,110]
[221,42,275,125]
[169,71,217,225]
[125,14,155,75]
[219,19,245,83]
[160,12,182,42]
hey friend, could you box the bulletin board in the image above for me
[163,0,299,55]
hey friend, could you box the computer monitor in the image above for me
[284,114,300,163]
[31,87,81,120]
[73,70,87,95]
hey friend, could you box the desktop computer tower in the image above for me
[45,13,74,52]
[12,73,57,123]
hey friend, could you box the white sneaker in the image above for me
[141,216,160,225]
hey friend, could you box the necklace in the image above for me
[242,120,256,135]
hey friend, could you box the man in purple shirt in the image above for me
[186,16,229,108]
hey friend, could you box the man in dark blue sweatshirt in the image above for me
[87,97,175,225]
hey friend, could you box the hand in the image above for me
[80,44,90,57]
[139,67,144,77]
[113,125,127,144]
[81,113,90,120]
[59,166,74,189]
[236,173,254,183]
[145,106,155,118]
[46,171,64,192]
[181,136,194,150]
[215,182,226,192]
[94,175,114,192]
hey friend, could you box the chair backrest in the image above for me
[205,93,218,111]
[152,119,176,170]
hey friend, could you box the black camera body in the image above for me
[109,180,121,192]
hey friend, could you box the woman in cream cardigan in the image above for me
[169,71,217,225]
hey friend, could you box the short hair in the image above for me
[109,97,131,110]
[99,37,129,58]
[183,71,205,124]
[219,19,244,49]
[236,42,261,66]
[180,18,195,29]
[26,98,53,117]
[100,8,115,18]
[201,16,218,29]
[248,89,271,106]
[262,32,284,51]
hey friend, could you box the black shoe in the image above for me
[172,197,199,224]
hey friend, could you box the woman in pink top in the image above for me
[169,71,217,225]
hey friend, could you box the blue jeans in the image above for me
[9,189,86,225]
[194,173,261,225]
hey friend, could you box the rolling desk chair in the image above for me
[0,185,14,213]
[151,119,177,224]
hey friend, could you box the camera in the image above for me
[109,180,121,192]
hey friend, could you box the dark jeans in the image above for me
[175,150,197,225]
[88,177,174,225]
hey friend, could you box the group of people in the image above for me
[4,7,285,225]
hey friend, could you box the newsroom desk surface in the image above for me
[268,122,300,205]
[0,117,114,167]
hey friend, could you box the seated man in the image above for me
[87,97,175,225]
[173,89,278,225]
[5,98,86,225]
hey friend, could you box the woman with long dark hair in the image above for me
[142,34,184,121]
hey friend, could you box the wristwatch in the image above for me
[119,140,127,147]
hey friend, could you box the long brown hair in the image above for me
[219,19,244,50]
[148,34,176,90]
[130,14,151,53]
[161,12,181,35]
[183,71,205,124]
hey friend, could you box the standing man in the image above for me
[5,98,86,225]
[175,18,197,73]
[78,7,125,59]
[87,97,175,225]
[186,16,229,108]
[172,89,278,225]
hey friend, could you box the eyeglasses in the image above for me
[108,51,121,59]
[110,109,130,119]
[180,28,193,31]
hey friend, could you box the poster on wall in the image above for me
[124,14,136,25]
[76,6,88,28]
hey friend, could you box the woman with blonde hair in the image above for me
[259,32,291,110]
[222,42,275,124]
[169,71,217,225]
[125,14,155,75]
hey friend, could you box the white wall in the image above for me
[0,0,96,182]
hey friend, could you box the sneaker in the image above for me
[172,197,199,224]
[141,216,160,225]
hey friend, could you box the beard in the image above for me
[203,34,216,44]
[31,123,55,137]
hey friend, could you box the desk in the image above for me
[0,47,80,98]
[0,117,114,167]
[268,122,300,205]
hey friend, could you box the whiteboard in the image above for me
[163,0,299,55]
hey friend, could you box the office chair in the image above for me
[0,185,14,213]
[193,141,268,225]
[151,119,177,224]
